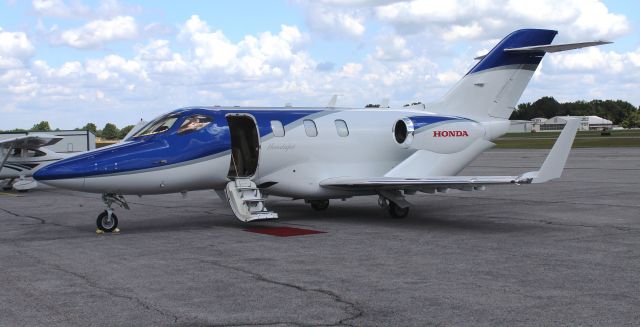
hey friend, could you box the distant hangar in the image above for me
[509,115,613,133]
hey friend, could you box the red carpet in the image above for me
[243,226,326,237]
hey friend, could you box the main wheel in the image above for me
[96,211,118,232]
[388,202,409,218]
[310,200,330,211]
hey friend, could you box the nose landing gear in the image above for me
[97,193,129,233]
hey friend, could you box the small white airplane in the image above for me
[0,135,67,191]
[34,29,609,232]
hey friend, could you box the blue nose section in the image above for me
[35,140,157,181]
[34,155,89,181]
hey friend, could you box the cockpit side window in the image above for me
[133,114,180,137]
[178,115,213,134]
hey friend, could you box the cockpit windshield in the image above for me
[133,114,180,137]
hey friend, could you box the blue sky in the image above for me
[0,0,638,130]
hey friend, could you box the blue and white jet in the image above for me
[34,29,609,232]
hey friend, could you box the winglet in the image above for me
[518,118,579,183]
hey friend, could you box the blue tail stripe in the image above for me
[466,29,557,75]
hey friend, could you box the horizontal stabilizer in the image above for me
[475,41,611,60]
[504,41,612,53]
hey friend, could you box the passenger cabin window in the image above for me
[270,120,285,137]
[178,114,213,134]
[134,114,180,137]
[303,119,318,137]
[334,120,349,137]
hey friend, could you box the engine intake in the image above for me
[393,118,414,147]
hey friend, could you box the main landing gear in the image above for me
[97,193,129,233]
[378,193,410,218]
[309,199,330,211]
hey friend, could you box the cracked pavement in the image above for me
[1,148,640,326]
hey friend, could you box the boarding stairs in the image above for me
[225,177,278,222]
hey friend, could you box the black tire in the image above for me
[96,211,118,232]
[310,200,330,211]
[388,202,409,218]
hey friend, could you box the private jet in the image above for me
[34,29,609,232]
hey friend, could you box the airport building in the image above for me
[535,115,613,132]
[0,130,95,153]
[509,115,614,133]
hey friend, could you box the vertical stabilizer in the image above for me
[434,29,557,121]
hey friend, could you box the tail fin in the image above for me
[435,29,558,121]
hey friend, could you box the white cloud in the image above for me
[548,47,633,74]
[373,0,629,41]
[177,15,310,79]
[300,3,366,38]
[0,28,35,69]
[442,22,483,41]
[32,0,91,18]
[32,0,139,19]
[374,35,412,61]
[56,15,138,49]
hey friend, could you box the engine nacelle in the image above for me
[392,116,485,154]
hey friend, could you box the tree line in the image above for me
[1,122,136,140]
[511,97,640,128]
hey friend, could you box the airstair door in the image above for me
[224,114,278,222]
[226,114,260,179]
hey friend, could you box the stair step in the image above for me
[243,198,266,203]
[225,179,278,222]
[247,211,279,221]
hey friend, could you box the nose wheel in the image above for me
[97,193,129,233]
[97,210,119,232]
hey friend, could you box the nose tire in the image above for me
[97,211,119,232]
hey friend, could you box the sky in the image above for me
[0,0,639,130]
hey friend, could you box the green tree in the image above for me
[622,109,640,128]
[118,125,135,139]
[510,97,636,125]
[82,123,97,134]
[30,121,51,132]
[101,123,120,140]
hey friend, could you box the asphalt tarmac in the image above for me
[1,148,639,326]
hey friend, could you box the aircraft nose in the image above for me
[33,156,88,190]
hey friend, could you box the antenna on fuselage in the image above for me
[380,98,390,108]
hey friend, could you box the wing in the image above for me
[320,119,580,192]
[320,175,521,192]
[0,135,63,149]
[1,135,64,174]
